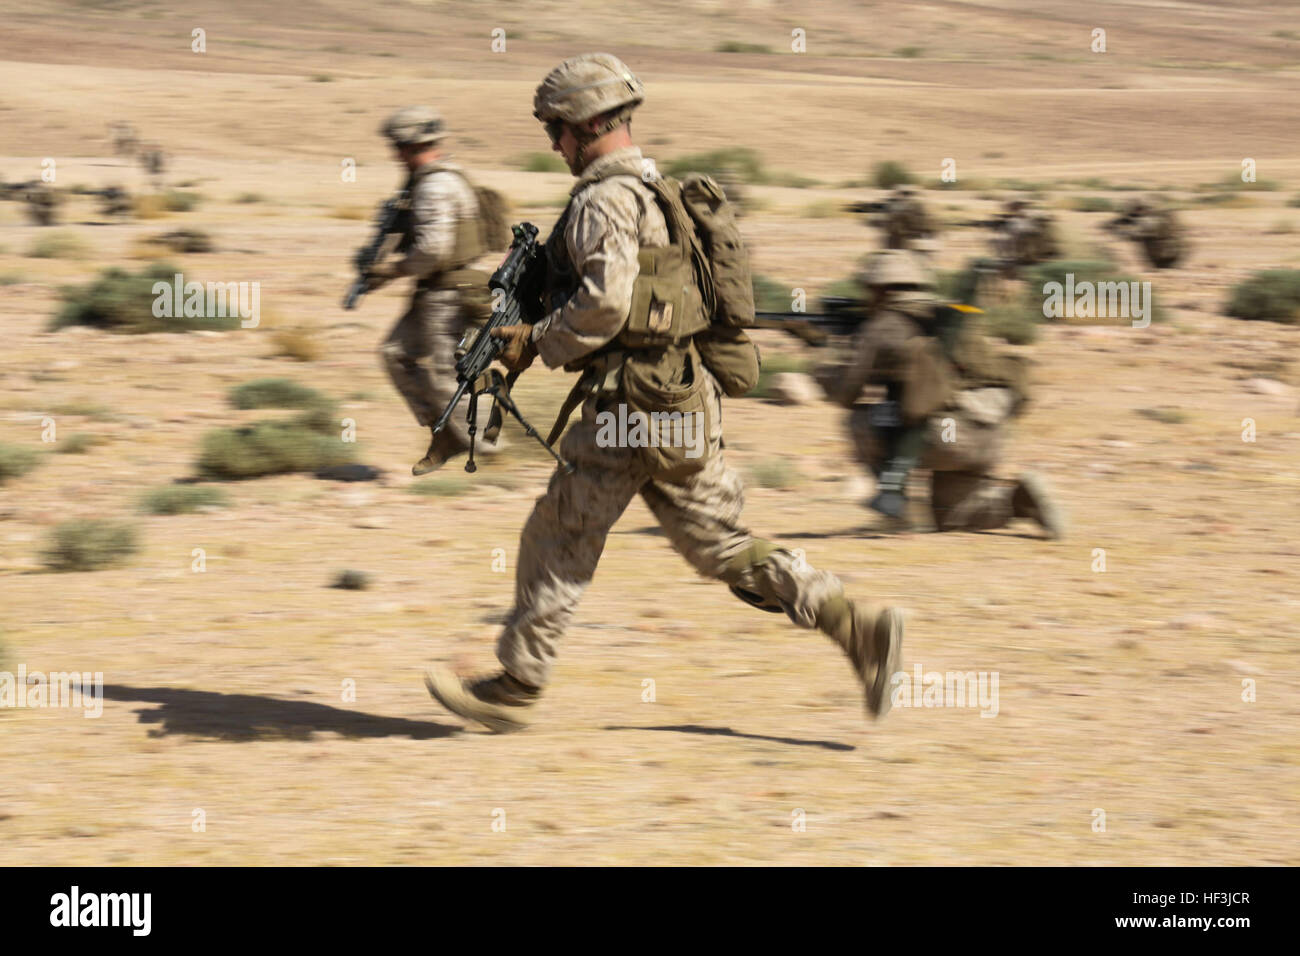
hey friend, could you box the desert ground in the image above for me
[1,0,1298,865]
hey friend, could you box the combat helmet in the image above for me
[859,249,935,290]
[533,53,644,137]
[381,106,446,148]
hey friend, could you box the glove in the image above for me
[491,324,538,373]
[364,260,402,291]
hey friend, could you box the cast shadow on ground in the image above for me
[603,723,854,752]
[102,685,460,742]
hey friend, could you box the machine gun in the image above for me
[752,295,869,345]
[341,189,409,310]
[431,222,570,474]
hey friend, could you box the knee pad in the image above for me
[722,539,785,612]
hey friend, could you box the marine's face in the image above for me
[548,121,583,175]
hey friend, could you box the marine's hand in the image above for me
[364,260,401,291]
[491,324,538,373]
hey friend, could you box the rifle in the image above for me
[430,222,570,474]
[845,200,890,215]
[0,180,40,201]
[341,189,409,310]
[752,295,869,345]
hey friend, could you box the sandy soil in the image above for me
[0,0,1297,865]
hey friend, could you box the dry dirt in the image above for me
[1,0,1298,865]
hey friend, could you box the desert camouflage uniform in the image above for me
[1110,198,1187,269]
[881,185,933,250]
[831,256,1060,535]
[379,159,485,462]
[496,147,857,688]
[25,186,61,226]
[993,200,1057,267]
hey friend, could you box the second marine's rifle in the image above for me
[431,222,570,474]
[752,295,870,345]
[342,189,409,310]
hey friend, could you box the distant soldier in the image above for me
[24,185,62,226]
[139,145,167,186]
[110,122,139,158]
[1106,196,1187,269]
[365,106,504,475]
[992,198,1057,269]
[850,184,936,250]
[98,185,133,218]
[881,184,935,250]
[823,249,1064,537]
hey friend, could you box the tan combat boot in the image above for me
[816,598,905,719]
[1012,472,1066,540]
[423,666,540,734]
[413,430,506,476]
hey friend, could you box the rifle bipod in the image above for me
[462,369,573,474]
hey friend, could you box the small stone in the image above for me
[1244,378,1290,396]
[768,372,823,405]
[1167,612,1214,630]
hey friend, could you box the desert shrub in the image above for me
[665,148,766,183]
[1224,270,1300,324]
[139,485,230,514]
[764,171,821,188]
[50,263,241,333]
[821,277,863,300]
[235,192,264,204]
[801,200,845,218]
[715,41,772,54]
[893,46,923,58]
[751,274,793,312]
[1136,406,1189,425]
[872,160,915,189]
[160,190,202,212]
[995,178,1048,193]
[750,458,802,489]
[1026,259,1162,326]
[146,229,213,253]
[54,432,106,454]
[519,152,566,173]
[41,519,138,571]
[1067,195,1115,213]
[1198,172,1282,192]
[28,231,89,259]
[751,354,812,399]
[228,378,323,410]
[332,569,371,590]
[197,420,354,479]
[407,476,470,497]
[0,442,40,483]
[269,327,323,362]
[977,300,1040,345]
[330,206,367,220]
[51,400,115,420]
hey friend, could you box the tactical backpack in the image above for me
[470,182,511,253]
[642,172,761,397]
